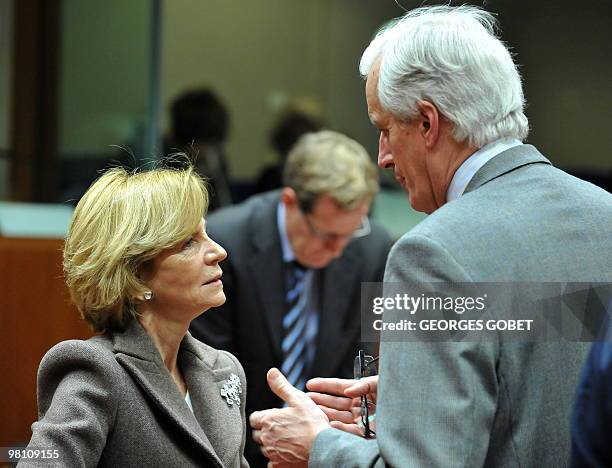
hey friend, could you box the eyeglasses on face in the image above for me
[354,349,378,439]
[301,211,371,244]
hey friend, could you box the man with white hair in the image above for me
[250,5,612,467]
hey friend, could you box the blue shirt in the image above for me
[277,203,319,373]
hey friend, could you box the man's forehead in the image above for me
[367,98,385,127]
[365,66,383,123]
[365,59,380,89]
[368,109,381,125]
[312,194,370,215]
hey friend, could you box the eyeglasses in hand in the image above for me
[354,349,378,439]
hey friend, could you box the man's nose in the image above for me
[377,133,394,169]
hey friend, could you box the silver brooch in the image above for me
[220,373,242,407]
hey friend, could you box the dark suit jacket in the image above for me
[571,338,612,467]
[190,190,393,466]
[22,319,248,467]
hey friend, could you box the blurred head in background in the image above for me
[281,130,378,268]
[255,110,323,194]
[169,88,233,209]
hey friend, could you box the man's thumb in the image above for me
[267,368,304,407]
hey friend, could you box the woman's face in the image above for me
[141,219,227,319]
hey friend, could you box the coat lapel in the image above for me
[464,144,551,195]
[113,321,224,468]
[311,252,362,377]
[247,194,285,361]
[180,335,245,468]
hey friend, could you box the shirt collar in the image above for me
[277,202,295,263]
[446,138,522,203]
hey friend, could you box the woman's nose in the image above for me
[206,238,227,263]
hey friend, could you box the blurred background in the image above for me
[1,0,610,209]
[0,0,610,448]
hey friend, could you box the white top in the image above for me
[446,138,522,203]
[185,391,194,413]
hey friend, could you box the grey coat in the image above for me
[310,145,612,467]
[21,319,249,467]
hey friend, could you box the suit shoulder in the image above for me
[39,336,121,382]
[42,336,113,365]
[394,204,468,249]
[207,191,279,238]
[369,220,394,243]
[36,337,123,417]
[553,168,612,207]
[349,220,394,254]
[217,349,246,376]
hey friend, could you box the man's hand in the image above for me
[306,376,378,437]
[250,368,331,466]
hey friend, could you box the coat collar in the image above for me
[112,320,241,468]
[464,144,551,195]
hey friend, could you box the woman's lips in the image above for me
[203,273,222,285]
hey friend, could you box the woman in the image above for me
[22,165,248,467]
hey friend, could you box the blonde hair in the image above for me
[283,130,379,212]
[63,165,208,332]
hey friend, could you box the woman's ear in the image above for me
[134,260,153,303]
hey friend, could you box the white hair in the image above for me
[360,5,529,147]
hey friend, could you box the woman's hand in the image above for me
[306,376,378,437]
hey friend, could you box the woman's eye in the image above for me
[183,237,197,249]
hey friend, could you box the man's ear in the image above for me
[416,100,440,149]
[281,187,298,208]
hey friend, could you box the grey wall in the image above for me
[161,0,399,179]
[1,0,609,201]
[162,0,611,179]
[59,0,152,157]
[494,0,611,171]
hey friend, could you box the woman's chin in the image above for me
[208,292,227,309]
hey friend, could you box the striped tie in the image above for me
[281,261,308,390]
